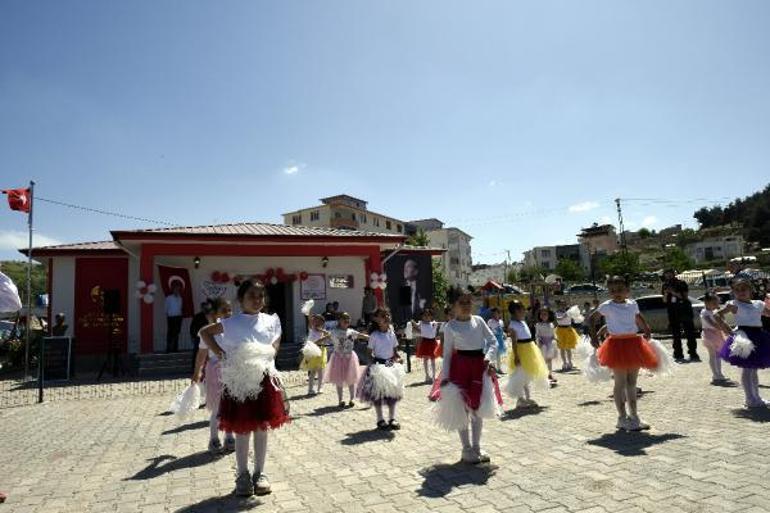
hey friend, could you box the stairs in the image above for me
[135,352,192,378]
[275,340,302,371]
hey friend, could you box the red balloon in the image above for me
[265,268,274,277]
[212,271,221,282]
[221,273,230,283]
[300,271,309,281]
[276,267,285,276]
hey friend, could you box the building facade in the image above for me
[523,246,557,271]
[686,236,744,264]
[282,194,407,235]
[469,263,508,288]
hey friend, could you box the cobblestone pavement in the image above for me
[2,353,770,513]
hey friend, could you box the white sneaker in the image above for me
[475,448,491,463]
[627,416,650,431]
[525,399,539,408]
[616,416,630,430]
[461,448,481,464]
[516,398,530,409]
[253,473,271,496]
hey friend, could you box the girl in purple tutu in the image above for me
[325,312,367,408]
[192,297,235,454]
[717,278,770,408]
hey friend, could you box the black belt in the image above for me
[737,326,763,333]
[456,349,484,356]
[373,357,394,365]
[517,338,534,344]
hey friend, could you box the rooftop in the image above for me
[111,221,404,239]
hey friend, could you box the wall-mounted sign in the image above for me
[301,274,326,300]
[329,275,355,289]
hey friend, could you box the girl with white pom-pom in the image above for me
[506,301,549,408]
[433,291,502,464]
[192,297,235,454]
[300,314,331,396]
[555,300,581,371]
[535,307,559,384]
[199,279,289,497]
[588,276,672,432]
[357,308,405,430]
[717,278,770,408]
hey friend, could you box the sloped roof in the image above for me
[19,240,123,256]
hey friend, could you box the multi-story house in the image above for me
[686,236,744,264]
[282,194,407,235]
[410,219,473,289]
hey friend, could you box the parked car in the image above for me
[635,295,704,334]
[567,283,607,294]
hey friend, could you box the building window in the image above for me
[386,220,392,230]
[396,224,403,233]
[373,217,380,227]
[541,249,551,257]
[291,214,302,225]
[334,212,341,219]
[310,211,320,221]
[360,213,367,223]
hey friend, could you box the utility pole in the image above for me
[615,198,628,255]
[504,249,511,284]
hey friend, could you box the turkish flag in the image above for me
[157,265,194,318]
[2,188,31,213]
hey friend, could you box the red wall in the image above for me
[74,258,129,355]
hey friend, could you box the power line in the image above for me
[36,197,177,226]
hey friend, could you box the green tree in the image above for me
[519,265,546,284]
[554,258,586,282]
[674,228,701,248]
[661,247,694,272]
[506,268,519,284]
[431,259,449,310]
[599,252,641,278]
[0,261,47,305]
[406,229,431,247]
[637,228,652,239]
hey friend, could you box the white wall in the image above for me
[149,255,368,350]
[50,257,75,336]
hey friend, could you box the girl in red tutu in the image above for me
[192,298,235,454]
[199,279,290,497]
[589,276,661,432]
[433,291,502,464]
[413,308,440,383]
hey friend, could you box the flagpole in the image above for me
[24,181,35,384]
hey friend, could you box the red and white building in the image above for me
[23,222,409,368]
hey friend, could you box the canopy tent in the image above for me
[0,271,22,313]
[481,280,504,292]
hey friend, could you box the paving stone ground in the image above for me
[2,348,770,513]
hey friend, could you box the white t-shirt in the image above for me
[535,322,554,339]
[508,319,533,341]
[730,300,765,327]
[597,300,639,335]
[331,328,361,354]
[219,312,282,354]
[165,295,183,317]
[307,328,328,345]
[700,309,720,333]
[487,318,503,333]
[418,321,438,339]
[442,315,497,376]
[555,310,572,327]
[369,327,398,360]
[199,333,225,362]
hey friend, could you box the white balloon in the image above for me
[136,280,146,290]
[146,284,157,293]
[143,294,155,304]
[370,272,379,280]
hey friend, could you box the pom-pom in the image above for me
[366,363,405,401]
[476,373,502,419]
[574,336,594,361]
[582,352,613,383]
[300,299,314,316]
[567,305,585,324]
[431,383,470,431]
[647,338,676,376]
[301,340,322,359]
[404,322,413,340]
[219,343,276,402]
[505,367,530,398]
[169,384,202,417]
[729,330,755,360]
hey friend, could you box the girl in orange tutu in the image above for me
[412,308,440,383]
[589,275,658,432]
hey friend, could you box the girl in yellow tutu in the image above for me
[300,314,331,395]
[555,300,580,371]
[506,301,549,408]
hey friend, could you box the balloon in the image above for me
[212,271,221,282]
[300,271,309,281]
[221,273,230,283]
[143,294,154,304]
[146,284,157,293]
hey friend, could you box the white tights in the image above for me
[613,369,639,418]
[374,402,398,422]
[422,358,436,381]
[458,416,483,451]
[235,431,268,476]
[560,349,573,368]
[208,401,232,442]
[308,370,324,393]
[336,385,355,403]
[741,368,763,405]
[707,348,724,380]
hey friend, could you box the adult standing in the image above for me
[165,283,184,353]
[662,269,700,362]
[361,287,378,326]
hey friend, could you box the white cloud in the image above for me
[568,201,600,213]
[641,216,657,228]
[488,180,497,187]
[0,230,62,251]
[282,161,306,175]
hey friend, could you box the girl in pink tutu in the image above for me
[325,312,367,408]
[700,293,729,384]
[192,298,234,454]
[199,279,290,497]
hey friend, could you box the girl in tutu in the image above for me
[700,293,729,384]
[357,308,405,430]
[717,278,770,408]
[506,301,549,408]
[555,300,579,371]
[433,291,502,464]
[413,308,440,383]
[588,276,661,432]
[535,307,558,384]
[300,314,331,396]
[199,279,290,497]
[192,298,235,454]
[486,308,507,374]
[325,312,367,408]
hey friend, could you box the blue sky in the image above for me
[1,0,768,263]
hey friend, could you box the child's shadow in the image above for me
[340,429,395,446]
[174,495,262,512]
[500,406,549,421]
[417,463,497,498]
[586,432,686,457]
